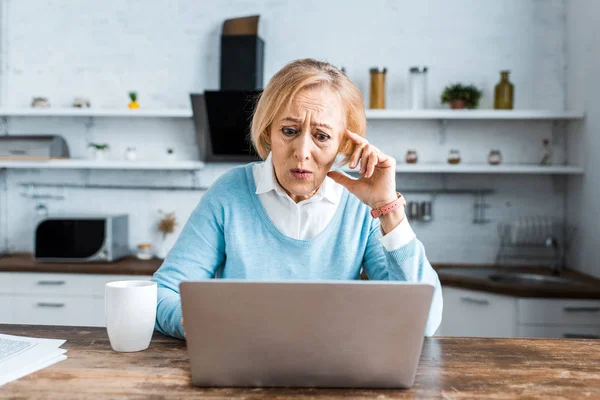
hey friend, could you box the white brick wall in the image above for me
[0,0,574,266]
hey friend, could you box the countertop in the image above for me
[0,324,598,399]
[1,253,599,299]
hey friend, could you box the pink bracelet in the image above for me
[370,192,406,219]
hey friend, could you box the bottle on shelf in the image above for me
[494,71,514,110]
[540,138,553,165]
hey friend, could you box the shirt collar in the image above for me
[255,152,339,204]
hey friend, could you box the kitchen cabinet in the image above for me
[437,286,517,337]
[0,272,153,327]
[438,286,600,338]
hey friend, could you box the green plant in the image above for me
[441,83,483,109]
[167,148,174,154]
[129,91,137,102]
[88,143,110,151]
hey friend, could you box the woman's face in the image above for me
[269,85,346,203]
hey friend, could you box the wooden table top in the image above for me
[1,324,598,399]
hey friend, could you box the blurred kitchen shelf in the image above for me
[0,159,205,170]
[0,108,193,118]
[342,164,584,175]
[365,109,584,120]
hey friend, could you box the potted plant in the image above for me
[166,148,175,162]
[128,91,139,109]
[88,143,110,161]
[441,83,483,109]
[156,210,177,259]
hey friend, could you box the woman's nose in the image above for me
[293,132,312,160]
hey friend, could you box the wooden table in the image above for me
[1,325,599,399]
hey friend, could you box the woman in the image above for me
[151,58,443,340]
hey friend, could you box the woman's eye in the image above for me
[282,127,297,136]
[316,133,331,142]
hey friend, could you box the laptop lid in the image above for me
[180,280,434,389]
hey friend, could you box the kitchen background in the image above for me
[0,0,598,275]
[0,0,599,338]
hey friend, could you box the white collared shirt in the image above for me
[252,153,416,251]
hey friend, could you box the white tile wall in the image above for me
[0,0,575,266]
[566,0,600,279]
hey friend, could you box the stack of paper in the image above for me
[0,333,68,387]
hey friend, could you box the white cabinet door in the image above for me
[12,295,105,327]
[439,286,517,337]
[517,325,600,339]
[0,294,14,324]
[9,273,153,297]
[518,299,600,326]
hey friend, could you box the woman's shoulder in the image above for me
[200,163,255,206]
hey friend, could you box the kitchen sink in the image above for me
[437,267,587,286]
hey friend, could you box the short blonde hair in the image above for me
[250,58,366,165]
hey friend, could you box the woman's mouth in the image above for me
[290,168,312,180]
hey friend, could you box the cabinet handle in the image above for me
[563,333,600,339]
[563,307,600,313]
[36,302,65,308]
[460,297,490,306]
[37,280,66,286]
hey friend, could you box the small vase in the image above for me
[94,150,105,161]
[450,99,467,109]
[155,237,169,259]
[494,71,514,110]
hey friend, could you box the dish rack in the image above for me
[495,217,576,270]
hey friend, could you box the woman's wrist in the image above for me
[379,208,406,235]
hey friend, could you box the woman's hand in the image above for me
[327,129,405,234]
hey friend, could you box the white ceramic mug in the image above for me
[105,280,157,352]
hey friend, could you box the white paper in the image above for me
[0,333,68,387]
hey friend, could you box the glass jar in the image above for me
[488,150,502,165]
[494,70,514,110]
[136,243,153,260]
[405,150,418,164]
[408,66,428,109]
[447,149,461,165]
[125,147,137,161]
[369,67,387,109]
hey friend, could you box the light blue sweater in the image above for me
[151,164,443,339]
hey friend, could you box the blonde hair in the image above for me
[250,58,366,165]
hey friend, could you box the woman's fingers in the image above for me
[360,145,373,174]
[349,143,366,169]
[366,152,379,178]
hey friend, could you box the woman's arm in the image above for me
[151,191,225,340]
[361,216,443,337]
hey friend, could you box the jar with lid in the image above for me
[447,149,461,165]
[488,150,502,165]
[408,66,428,109]
[369,67,387,109]
[405,150,418,164]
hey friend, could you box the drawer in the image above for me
[440,287,517,337]
[0,294,14,324]
[12,295,105,327]
[517,325,600,339]
[0,272,14,292]
[9,273,153,296]
[518,299,600,326]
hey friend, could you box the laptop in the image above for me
[180,280,434,389]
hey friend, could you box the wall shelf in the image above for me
[365,109,584,120]
[342,164,584,175]
[0,108,193,118]
[0,108,584,120]
[0,160,582,174]
[0,159,205,170]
